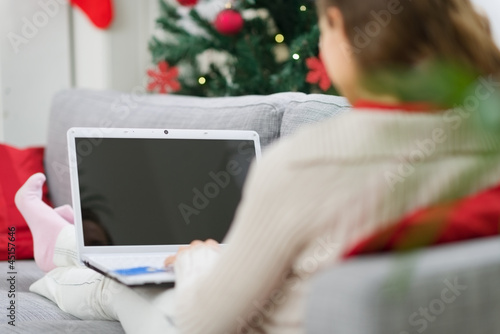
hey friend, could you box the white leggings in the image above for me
[30,225,178,334]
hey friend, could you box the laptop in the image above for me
[67,127,261,285]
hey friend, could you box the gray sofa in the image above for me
[1,89,499,333]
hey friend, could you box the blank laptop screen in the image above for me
[75,138,256,246]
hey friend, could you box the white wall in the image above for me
[0,0,160,147]
[73,0,159,91]
[0,0,72,147]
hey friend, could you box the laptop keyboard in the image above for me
[93,254,173,271]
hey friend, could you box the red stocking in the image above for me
[70,0,114,29]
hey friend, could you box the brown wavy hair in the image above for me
[317,0,500,75]
[317,0,500,103]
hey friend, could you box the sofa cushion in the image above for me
[0,260,124,333]
[0,145,52,260]
[280,93,350,137]
[44,89,298,206]
[0,320,124,334]
[1,261,76,321]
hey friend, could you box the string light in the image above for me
[198,76,207,85]
[300,5,307,12]
[292,53,300,60]
[225,2,232,9]
[275,34,285,43]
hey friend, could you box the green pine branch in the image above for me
[148,0,330,96]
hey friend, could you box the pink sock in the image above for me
[15,173,72,272]
[54,205,75,224]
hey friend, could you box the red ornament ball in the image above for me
[177,0,198,6]
[214,9,244,35]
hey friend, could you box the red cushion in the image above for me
[0,144,52,260]
[343,183,500,259]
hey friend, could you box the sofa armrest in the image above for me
[306,236,500,334]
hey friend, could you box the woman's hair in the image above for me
[318,0,500,104]
[317,0,500,76]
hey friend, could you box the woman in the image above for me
[16,0,500,333]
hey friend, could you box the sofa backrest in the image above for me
[44,89,349,207]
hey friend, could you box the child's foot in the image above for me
[54,205,75,224]
[15,173,71,272]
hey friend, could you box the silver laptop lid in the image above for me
[67,127,261,257]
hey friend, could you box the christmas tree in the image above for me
[147,0,334,96]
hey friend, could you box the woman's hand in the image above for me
[164,239,220,267]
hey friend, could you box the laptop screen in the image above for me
[75,137,257,247]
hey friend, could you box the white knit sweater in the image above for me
[173,108,500,334]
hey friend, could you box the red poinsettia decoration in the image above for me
[305,56,331,91]
[147,61,181,94]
